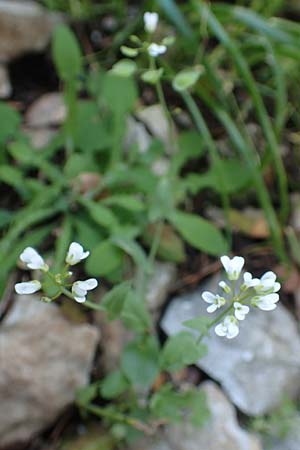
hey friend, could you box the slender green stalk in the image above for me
[181,91,232,245]
[193,1,289,223]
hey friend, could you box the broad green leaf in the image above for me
[85,239,123,277]
[172,131,205,173]
[172,66,204,92]
[121,336,160,388]
[74,217,105,250]
[148,177,175,222]
[52,25,82,81]
[102,195,145,212]
[80,198,119,230]
[183,316,212,335]
[64,153,97,178]
[102,73,138,114]
[76,383,99,407]
[111,236,147,269]
[101,281,131,320]
[110,59,137,77]
[121,290,151,333]
[9,141,34,164]
[100,370,129,399]
[170,210,228,255]
[0,102,20,144]
[160,332,207,372]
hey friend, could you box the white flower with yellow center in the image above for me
[233,302,249,320]
[255,271,280,294]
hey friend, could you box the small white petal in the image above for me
[74,295,86,303]
[220,255,244,280]
[215,323,227,337]
[219,281,231,293]
[207,304,218,313]
[15,280,41,294]
[83,278,98,290]
[20,247,47,271]
[220,255,230,273]
[226,323,239,339]
[202,291,215,304]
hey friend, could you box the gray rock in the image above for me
[0,63,11,98]
[0,1,62,62]
[146,262,176,313]
[22,126,57,149]
[125,116,152,154]
[131,382,262,450]
[0,295,99,447]
[161,277,300,416]
[137,104,172,152]
[25,92,66,128]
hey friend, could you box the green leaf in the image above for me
[52,25,82,81]
[100,370,129,399]
[101,281,131,320]
[102,73,138,114]
[74,217,105,250]
[64,153,97,178]
[148,177,175,222]
[170,210,228,255]
[172,66,204,92]
[141,68,164,85]
[121,336,160,389]
[0,102,20,144]
[9,141,34,164]
[110,59,137,77]
[120,46,139,58]
[183,316,212,335]
[160,332,207,372]
[85,239,123,277]
[102,195,145,212]
[80,198,119,230]
[172,131,205,173]
[111,236,147,269]
[121,290,151,333]
[76,383,99,407]
[157,0,195,40]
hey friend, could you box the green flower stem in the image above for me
[181,90,232,245]
[81,403,155,435]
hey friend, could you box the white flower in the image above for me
[144,12,159,33]
[220,255,245,280]
[148,43,167,57]
[219,280,231,294]
[20,247,48,271]
[255,271,280,294]
[234,302,250,320]
[66,242,90,266]
[253,293,279,311]
[215,315,239,339]
[202,291,226,313]
[243,272,260,289]
[72,278,98,303]
[15,280,41,295]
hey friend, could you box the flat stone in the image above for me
[0,63,12,98]
[125,116,152,154]
[137,104,171,152]
[131,381,262,450]
[22,126,57,149]
[161,277,300,416]
[25,92,66,128]
[0,1,62,62]
[0,295,99,447]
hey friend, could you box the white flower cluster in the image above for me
[202,256,280,339]
[15,242,98,303]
